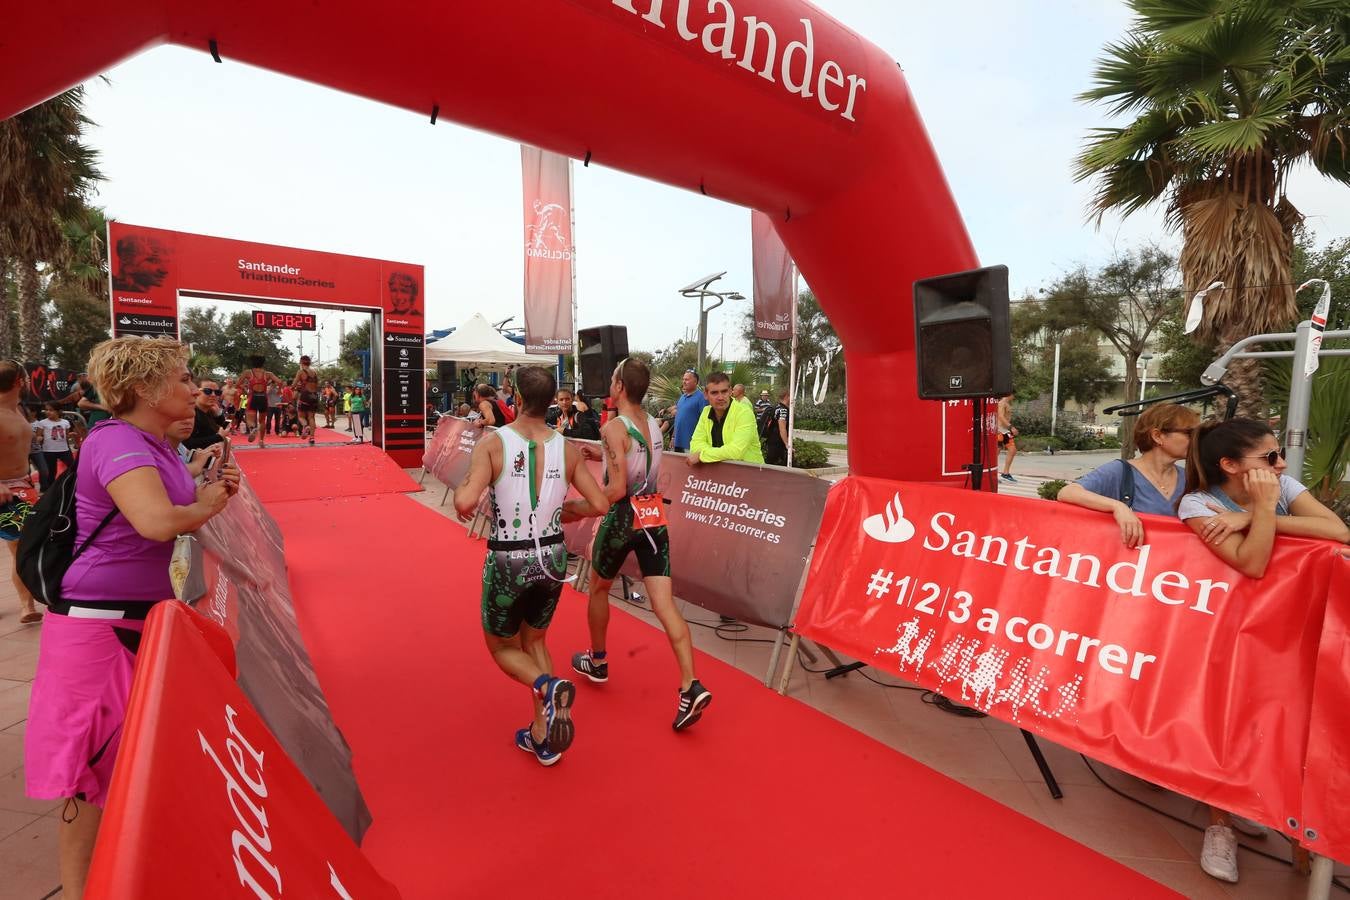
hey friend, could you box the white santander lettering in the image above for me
[200,704,280,900]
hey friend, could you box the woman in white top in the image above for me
[1175,417,1348,884]
[1178,417,1347,579]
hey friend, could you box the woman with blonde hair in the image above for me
[24,337,239,898]
[1056,403,1200,547]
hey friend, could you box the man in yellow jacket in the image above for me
[687,371,765,465]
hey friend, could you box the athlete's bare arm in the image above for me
[453,433,500,521]
[561,442,610,522]
[563,420,625,519]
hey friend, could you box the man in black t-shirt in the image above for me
[759,388,791,467]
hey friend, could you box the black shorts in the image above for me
[591,498,671,581]
[998,431,1015,448]
[249,393,268,415]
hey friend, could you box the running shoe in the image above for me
[539,676,576,751]
[247,426,258,444]
[571,651,609,683]
[673,680,712,731]
[1000,473,1017,483]
[514,726,561,767]
[1200,824,1239,883]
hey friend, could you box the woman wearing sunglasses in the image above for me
[1175,416,1348,884]
[1178,417,1348,579]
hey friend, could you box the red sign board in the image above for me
[107,222,426,465]
[796,476,1348,847]
[86,602,401,900]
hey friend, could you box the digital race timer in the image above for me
[251,310,317,331]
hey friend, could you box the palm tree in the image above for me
[1075,0,1350,415]
[0,87,102,362]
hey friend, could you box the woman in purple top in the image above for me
[25,337,239,898]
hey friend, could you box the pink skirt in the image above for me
[24,613,144,808]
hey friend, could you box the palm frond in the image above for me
[1131,0,1228,43]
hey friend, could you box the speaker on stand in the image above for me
[908,264,1061,799]
[578,326,629,418]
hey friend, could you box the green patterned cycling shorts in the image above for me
[590,498,671,582]
[480,538,569,638]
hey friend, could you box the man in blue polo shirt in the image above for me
[670,369,708,453]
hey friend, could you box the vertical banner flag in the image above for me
[751,210,794,340]
[1298,279,1331,376]
[521,145,575,354]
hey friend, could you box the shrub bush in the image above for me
[792,398,847,432]
[791,438,831,469]
[1038,479,1068,500]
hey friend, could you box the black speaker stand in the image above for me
[970,398,1063,800]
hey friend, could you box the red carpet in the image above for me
[228,426,354,447]
[263,479,1178,898]
[236,444,421,502]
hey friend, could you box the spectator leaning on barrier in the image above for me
[24,336,240,898]
[759,388,791,467]
[1055,403,1199,548]
[668,368,709,453]
[688,371,765,466]
[1173,416,1349,884]
[548,388,600,440]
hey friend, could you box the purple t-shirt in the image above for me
[62,420,197,603]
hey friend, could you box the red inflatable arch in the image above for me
[2,0,979,483]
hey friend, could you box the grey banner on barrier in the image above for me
[426,416,483,490]
[194,479,372,843]
[564,447,828,629]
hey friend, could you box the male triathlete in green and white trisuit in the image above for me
[566,358,712,731]
[454,366,609,766]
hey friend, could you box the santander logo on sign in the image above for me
[860,485,1230,617]
[863,491,915,543]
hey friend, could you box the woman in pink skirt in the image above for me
[24,337,239,897]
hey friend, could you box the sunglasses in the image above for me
[201,388,222,396]
[1242,448,1287,466]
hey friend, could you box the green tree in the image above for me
[43,286,108,369]
[0,88,102,361]
[740,290,844,396]
[1292,230,1350,332]
[181,306,293,375]
[1076,0,1350,416]
[1034,245,1180,453]
[1012,299,1113,409]
[340,319,372,376]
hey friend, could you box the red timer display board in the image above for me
[253,310,317,330]
[106,222,425,465]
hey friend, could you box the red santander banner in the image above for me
[106,222,426,464]
[86,602,400,900]
[520,146,575,355]
[796,477,1348,844]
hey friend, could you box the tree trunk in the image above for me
[0,257,12,359]
[1119,353,1140,459]
[17,261,44,363]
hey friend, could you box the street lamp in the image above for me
[678,271,745,374]
[1137,351,1155,402]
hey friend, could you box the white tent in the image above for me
[423,313,555,366]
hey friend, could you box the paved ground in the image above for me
[797,429,1121,497]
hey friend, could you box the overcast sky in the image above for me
[81,1,1350,364]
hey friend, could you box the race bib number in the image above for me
[9,485,37,505]
[631,493,668,530]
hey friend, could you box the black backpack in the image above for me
[16,460,118,607]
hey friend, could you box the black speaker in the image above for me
[913,265,1011,399]
[578,325,628,397]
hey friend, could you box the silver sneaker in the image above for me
[1200,824,1239,883]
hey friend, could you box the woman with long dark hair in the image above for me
[1178,418,1347,578]
[1176,417,1347,884]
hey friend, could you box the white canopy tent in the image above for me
[423,313,556,366]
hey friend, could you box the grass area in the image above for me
[817,441,847,451]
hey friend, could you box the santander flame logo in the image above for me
[863,491,916,544]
